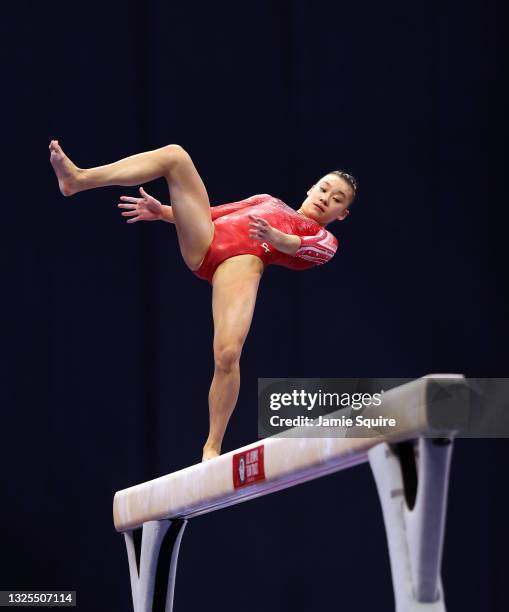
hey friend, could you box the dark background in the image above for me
[2,0,507,610]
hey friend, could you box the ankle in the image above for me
[74,167,86,189]
[203,440,221,455]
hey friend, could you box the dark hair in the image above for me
[329,170,358,201]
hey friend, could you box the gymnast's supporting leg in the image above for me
[368,438,454,612]
[124,520,187,612]
[203,256,263,461]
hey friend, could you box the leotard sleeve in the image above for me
[210,194,269,221]
[294,228,338,264]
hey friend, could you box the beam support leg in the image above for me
[369,438,453,612]
[124,519,187,612]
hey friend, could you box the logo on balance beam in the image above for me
[233,445,266,488]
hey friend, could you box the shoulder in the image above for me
[248,193,273,201]
[245,194,293,209]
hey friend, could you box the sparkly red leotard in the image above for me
[194,194,338,283]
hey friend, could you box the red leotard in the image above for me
[194,194,338,283]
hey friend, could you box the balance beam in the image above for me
[113,375,470,612]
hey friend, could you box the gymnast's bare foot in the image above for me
[49,140,82,196]
[202,443,221,462]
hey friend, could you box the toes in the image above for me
[49,140,64,157]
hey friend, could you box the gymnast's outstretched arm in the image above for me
[118,191,269,225]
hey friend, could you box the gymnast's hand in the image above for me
[118,187,165,223]
[248,214,302,255]
[248,215,277,242]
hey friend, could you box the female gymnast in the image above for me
[49,140,357,461]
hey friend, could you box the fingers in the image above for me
[248,215,272,241]
[249,227,267,236]
[248,217,265,226]
[249,228,266,239]
[248,215,269,227]
[140,186,160,205]
[248,222,268,232]
[118,201,139,222]
[119,196,140,204]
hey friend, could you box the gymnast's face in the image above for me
[298,174,353,225]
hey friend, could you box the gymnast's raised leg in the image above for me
[49,140,212,270]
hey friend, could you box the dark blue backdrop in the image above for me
[2,0,507,610]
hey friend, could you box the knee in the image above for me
[214,343,242,373]
[161,144,190,171]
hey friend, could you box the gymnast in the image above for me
[49,140,357,461]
